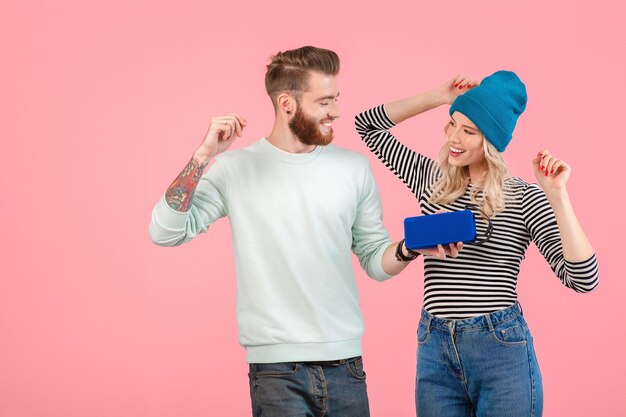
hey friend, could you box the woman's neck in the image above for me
[468,161,488,186]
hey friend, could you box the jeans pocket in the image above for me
[346,357,366,380]
[252,362,299,378]
[490,318,528,346]
[417,319,430,344]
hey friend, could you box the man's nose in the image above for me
[328,102,341,119]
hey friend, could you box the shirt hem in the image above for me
[245,339,362,364]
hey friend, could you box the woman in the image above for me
[355,71,599,417]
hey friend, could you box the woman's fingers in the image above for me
[454,76,473,90]
[545,156,559,176]
[436,244,446,259]
[458,77,472,90]
[551,159,566,174]
[448,242,459,257]
[428,241,464,259]
[535,149,569,177]
[535,150,550,174]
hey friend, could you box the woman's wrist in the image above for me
[543,187,569,203]
[425,89,450,107]
[385,90,449,124]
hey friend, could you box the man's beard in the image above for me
[288,107,334,146]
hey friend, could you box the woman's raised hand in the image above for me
[533,150,571,192]
[437,75,480,105]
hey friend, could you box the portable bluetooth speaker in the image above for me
[404,207,492,250]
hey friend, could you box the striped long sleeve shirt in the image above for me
[356,105,599,319]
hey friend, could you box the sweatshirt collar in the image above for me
[259,137,326,164]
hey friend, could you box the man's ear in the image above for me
[277,93,295,115]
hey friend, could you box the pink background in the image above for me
[2,1,624,416]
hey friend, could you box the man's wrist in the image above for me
[395,239,419,262]
[405,245,421,258]
[192,148,214,166]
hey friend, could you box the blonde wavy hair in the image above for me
[429,127,511,218]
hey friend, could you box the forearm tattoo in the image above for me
[165,157,209,212]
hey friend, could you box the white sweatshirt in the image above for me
[150,138,392,363]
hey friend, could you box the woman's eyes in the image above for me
[450,121,476,135]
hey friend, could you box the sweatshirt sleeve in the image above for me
[149,158,229,246]
[351,160,393,282]
[355,104,440,200]
[522,184,599,292]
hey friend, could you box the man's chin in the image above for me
[316,135,333,146]
[316,138,334,146]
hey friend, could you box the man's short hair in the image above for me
[265,46,340,107]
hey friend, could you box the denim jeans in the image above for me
[248,356,369,417]
[416,303,543,417]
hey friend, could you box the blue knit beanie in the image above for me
[449,70,527,152]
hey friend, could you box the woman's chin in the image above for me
[448,156,467,167]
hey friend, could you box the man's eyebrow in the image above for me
[316,92,340,101]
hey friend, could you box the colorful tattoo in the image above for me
[165,157,208,212]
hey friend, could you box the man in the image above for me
[149,45,457,417]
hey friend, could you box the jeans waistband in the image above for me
[251,356,360,368]
[420,303,523,332]
[301,356,360,367]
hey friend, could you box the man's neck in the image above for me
[266,122,316,154]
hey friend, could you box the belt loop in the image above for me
[447,320,455,334]
[485,312,495,332]
[426,314,433,333]
[518,302,524,316]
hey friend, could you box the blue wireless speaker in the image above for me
[404,208,492,250]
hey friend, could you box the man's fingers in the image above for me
[229,113,247,127]
[226,113,247,136]
[231,118,242,137]
[214,114,248,137]
[215,121,233,140]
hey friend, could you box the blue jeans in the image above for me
[248,356,369,417]
[416,303,543,417]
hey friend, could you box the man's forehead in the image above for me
[303,72,339,96]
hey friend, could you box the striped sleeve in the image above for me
[355,105,439,200]
[522,184,599,292]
